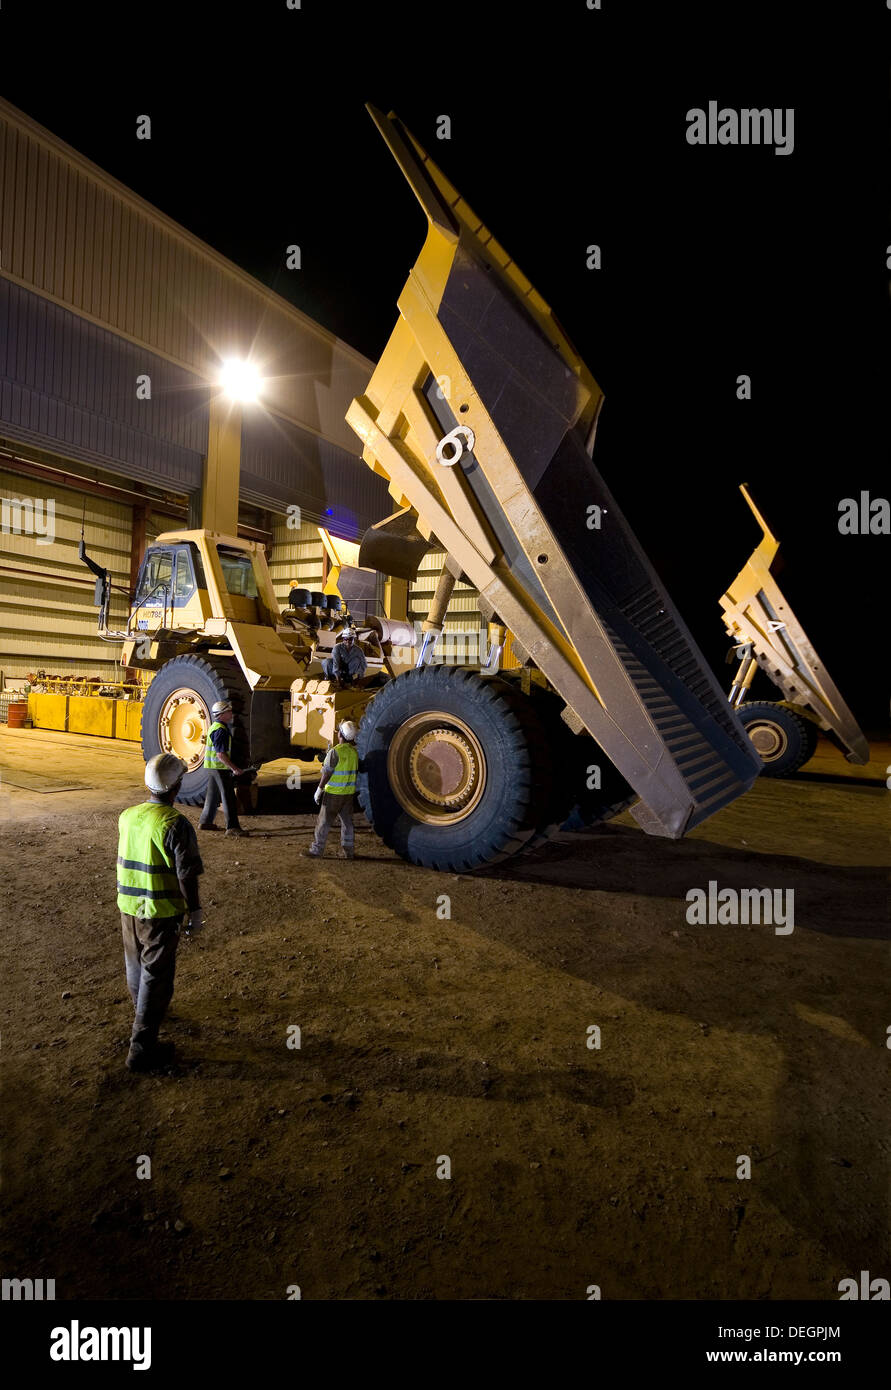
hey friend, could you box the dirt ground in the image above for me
[1,724,888,1301]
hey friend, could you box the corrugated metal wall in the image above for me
[241,410,389,536]
[0,98,373,457]
[410,550,485,665]
[268,516,325,605]
[0,100,391,534]
[0,279,208,488]
[147,510,183,546]
[0,99,489,675]
[0,465,131,680]
[0,467,327,682]
[0,277,390,531]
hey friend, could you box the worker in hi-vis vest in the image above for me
[198,698,249,837]
[117,753,204,1072]
[304,719,359,859]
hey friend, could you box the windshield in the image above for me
[135,549,173,607]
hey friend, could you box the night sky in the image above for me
[3,1,888,726]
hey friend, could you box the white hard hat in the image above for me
[340,627,356,640]
[338,720,357,742]
[211,699,233,715]
[145,752,187,793]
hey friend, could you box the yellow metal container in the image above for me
[117,701,144,742]
[28,692,69,731]
[68,695,117,738]
[25,691,144,739]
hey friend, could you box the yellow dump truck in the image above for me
[720,485,869,777]
[82,105,764,872]
[343,106,762,869]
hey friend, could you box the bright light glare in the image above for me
[219,358,262,402]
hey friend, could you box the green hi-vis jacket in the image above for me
[204,719,231,770]
[327,742,358,796]
[117,801,187,918]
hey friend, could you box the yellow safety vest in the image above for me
[327,742,358,796]
[117,801,186,919]
[204,719,231,770]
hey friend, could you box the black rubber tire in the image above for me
[737,700,813,778]
[508,683,632,846]
[512,684,578,846]
[800,715,820,764]
[562,749,638,831]
[140,654,251,806]
[356,665,556,872]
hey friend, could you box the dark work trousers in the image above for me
[310,793,355,854]
[199,768,241,830]
[121,912,181,1052]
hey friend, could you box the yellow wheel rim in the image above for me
[388,711,486,825]
[748,719,788,761]
[159,688,210,771]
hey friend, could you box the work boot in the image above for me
[338,849,354,860]
[302,847,321,858]
[225,827,250,838]
[198,823,222,832]
[126,1040,176,1073]
[125,1041,149,1072]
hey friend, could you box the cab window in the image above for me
[217,546,259,599]
[172,548,197,607]
[134,549,173,607]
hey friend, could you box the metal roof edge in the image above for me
[0,96,376,377]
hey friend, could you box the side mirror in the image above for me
[79,539,111,629]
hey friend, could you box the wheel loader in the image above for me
[82,104,765,871]
[720,484,869,777]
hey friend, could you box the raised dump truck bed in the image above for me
[720,484,869,776]
[347,106,762,869]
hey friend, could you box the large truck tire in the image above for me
[799,713,821,764]
[516,682,635,847]
[140,654,251,806]
[559,745,638,831]
[737,700,814,778]
[356,665,556,872]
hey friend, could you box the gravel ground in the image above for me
[1,726,888,1300]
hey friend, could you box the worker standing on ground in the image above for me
[304,719,359,859]
[117,753,204,1072]
[322,627,367,686]
[198,699,249,837]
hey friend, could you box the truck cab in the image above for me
[125,531,281,665]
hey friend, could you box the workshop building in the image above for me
[0,97,485,687]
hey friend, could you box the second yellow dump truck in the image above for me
[720,485,869,777]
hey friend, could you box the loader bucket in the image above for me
[347,106,762,838]
[721,485,869,764]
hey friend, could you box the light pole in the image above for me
[199,358,263,536]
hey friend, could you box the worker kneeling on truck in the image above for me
[322,627,367,687]
[304,719,359,860]
[117,753,204,1073]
